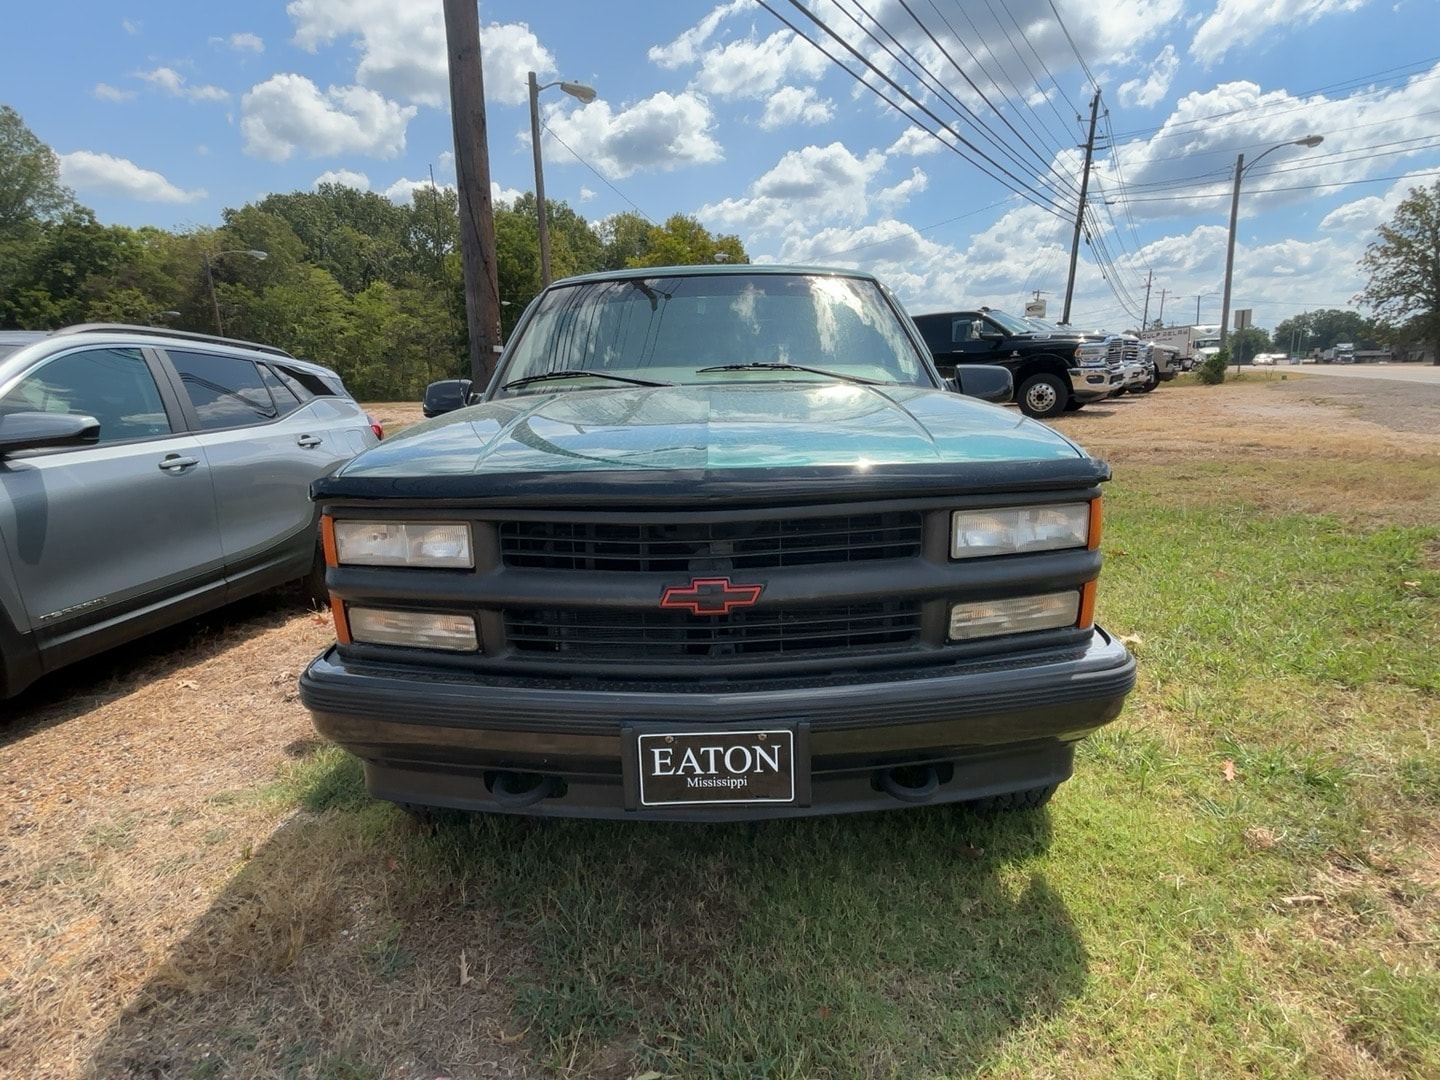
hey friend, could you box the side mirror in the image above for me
[422,378,474,418]
[948,365,1013,404]
[0,411,102,455]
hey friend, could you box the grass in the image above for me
[4,381,1437,1079]
[252,392,1439,1078]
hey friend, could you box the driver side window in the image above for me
[0,348,172,445]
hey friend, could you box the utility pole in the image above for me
[1157,288,1167,325]
[443,0,503,386]
[1140,270,1153,330]
[1061,89,1101,326]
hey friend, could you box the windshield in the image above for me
[979,309,1037,335]
[496,272,932,393]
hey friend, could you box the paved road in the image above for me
[1265,362,1440,385]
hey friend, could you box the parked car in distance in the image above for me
[301,265,1136,822]
[911,308,1116,418]
[0,324,382,698]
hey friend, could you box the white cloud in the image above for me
[1320,194,1390,233]
[58,151,206,204]
[381,177,427,203]
[541,92,722,179]
[1117,45,1180,108]
[691,31,831,100]
[228,32,265,53]
[492,181,524,206]
[701,142,888,234]
[875,167,929,213]
[648,1,755,68]
[886,125,950,158]
[1190,0,1367,66]
[286,0,551,109]
[122,19,139,35]
[137,67,229,103]
[240,74,417,162]
[93,83,136,103]
[315,169,370,190]
[760,86,834,131]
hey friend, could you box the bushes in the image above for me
[1195,348,1230,384]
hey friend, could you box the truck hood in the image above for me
[316,383,1106,504]
[342,383,1084,472]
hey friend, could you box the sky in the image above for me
[5,0,1440,333]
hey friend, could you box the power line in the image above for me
[758,0,1076,219]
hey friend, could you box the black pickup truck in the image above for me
[911,309,1117,418]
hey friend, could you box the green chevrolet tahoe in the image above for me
[299,265,1135,821]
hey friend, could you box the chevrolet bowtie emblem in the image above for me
[660,577,764,615]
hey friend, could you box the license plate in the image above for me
[633,727,799,807]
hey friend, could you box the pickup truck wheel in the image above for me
[1132,372,1158,393]
[1063,399,1085,412]
[963,783,1058,814]
[1016,374,1067,419]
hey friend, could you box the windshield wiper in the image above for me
[695,362,888,386]
[502,369,676,391]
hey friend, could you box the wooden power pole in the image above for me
[1061,89,1101,326]
[443,0,503,385]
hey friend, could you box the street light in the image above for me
[203,248,267,335]
[528,71,596,287]
[1218,135,1323,351]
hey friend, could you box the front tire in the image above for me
[1016,373,1068,419]
[963,783,1058,814]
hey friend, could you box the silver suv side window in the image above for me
[169,349,278,430]
[0,347,172,444]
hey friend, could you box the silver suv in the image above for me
[0,324,381,698]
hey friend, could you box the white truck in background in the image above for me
[1145,324,1222,370]
[1321,343,1356,363]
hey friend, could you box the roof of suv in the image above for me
[0,324,346,386]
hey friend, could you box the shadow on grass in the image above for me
[87,752,1088,1079]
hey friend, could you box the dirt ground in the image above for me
[2,373,1438,1078]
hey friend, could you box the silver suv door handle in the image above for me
[158,455,200,472]
[296,435,323,448]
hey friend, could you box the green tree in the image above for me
[1228,325,1271,366]
[1271,309,1382,359]
[599,211,654,269]
[1356,180,1440,364]
[257,185,411,293]
[631,213,748,268]
[0,105,76,238]
[0,208,145,328]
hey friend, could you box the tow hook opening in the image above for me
[485,771,566,808]
[875,763,951,803]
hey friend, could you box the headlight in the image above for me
[332,520,473,568]
[347,607,478,651]
[948,592,1080,641]
[950,503,1091,559]
[1075,343,1109,367]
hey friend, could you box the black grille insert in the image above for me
[499,513,923,572]
[506,601,922,659]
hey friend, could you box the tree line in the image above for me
[0,106,747,401]
[5,104,1438,394]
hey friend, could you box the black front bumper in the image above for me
[300,627,1135,821]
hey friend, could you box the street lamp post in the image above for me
[204,248,268,336]
[528,72,596,287]
[1218,135,1323,351]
